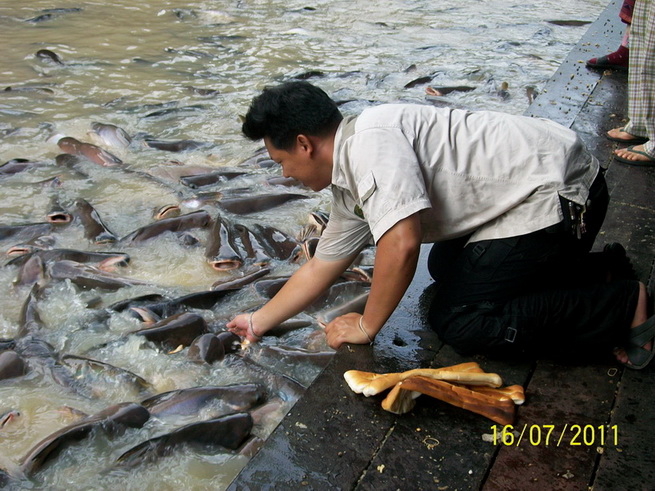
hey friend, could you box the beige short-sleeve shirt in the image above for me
[315,104,599,261]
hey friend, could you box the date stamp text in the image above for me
[489,424,619,447]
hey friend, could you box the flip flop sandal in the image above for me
[606,129,649,145]
[622,316,655,370]
[614,145,655,167]
[629,315,655,347]
[623,342,655,370]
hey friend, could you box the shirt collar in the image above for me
[331,115,358,190]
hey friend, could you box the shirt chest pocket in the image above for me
[357,172,376,205]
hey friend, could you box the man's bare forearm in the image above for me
[323,214,422,349]
[254,254,355,332]
[362,213,422,336]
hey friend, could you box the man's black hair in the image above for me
[242,81,343,150]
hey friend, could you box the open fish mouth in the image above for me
[6,246,32,256]
[98,255,131,272]
[93,233,119,244]
[129,307,160,324]
[46,212,72,224]
[209,259,242,271]
[1,410,20,428]
[153,204,181,220]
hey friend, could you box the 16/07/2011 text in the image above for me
[489,424,619,447]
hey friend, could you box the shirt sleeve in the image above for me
[314,188,374,261]
[315,126,432,261]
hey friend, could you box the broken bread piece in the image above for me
[344,362,502,397]
[465,384,525,405]
[387,376,516,425]
[381,382,421,414]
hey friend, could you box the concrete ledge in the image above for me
[523,0,625,128]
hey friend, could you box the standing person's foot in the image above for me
[614,145,655,166]
[606,127,649,145]
[587,45,629,70]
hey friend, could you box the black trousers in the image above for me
[427,172,640,358]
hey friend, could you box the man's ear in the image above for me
[296,134,313,154]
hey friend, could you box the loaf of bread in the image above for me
[389,376,516,425]
[464,384,525,405]
[344,362,502,397]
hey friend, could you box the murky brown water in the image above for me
[1,0,605,488]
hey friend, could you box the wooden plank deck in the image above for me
[229,1,655,489]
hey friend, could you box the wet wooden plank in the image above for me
[598,111,655,281]
[572,67,655,282]
[605,158,655,214]
[600,199,655,281]
[357,344,533,489]
[357,396,497,490]
[484,361,618,490]
[571,70,628,166]
[593,262,655,490]
[592,367,655,489]
[569,22,655,490]
[228,343,396,489]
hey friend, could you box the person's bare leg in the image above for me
[614,282,652,364]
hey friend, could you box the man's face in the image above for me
[264,136,329,192]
